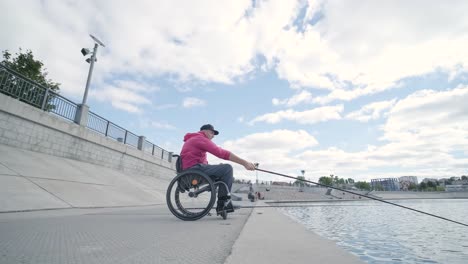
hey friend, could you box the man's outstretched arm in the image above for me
[229,153,256,170]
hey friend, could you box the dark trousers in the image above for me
[192,164,233,199]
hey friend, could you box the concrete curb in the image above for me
[225,201,364,264]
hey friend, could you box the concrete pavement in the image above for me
[0,205,252,264]
[0,202,364,264]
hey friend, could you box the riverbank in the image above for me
[233,183,468,202]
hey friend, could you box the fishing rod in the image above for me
[256,168,468,228]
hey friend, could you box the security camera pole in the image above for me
[75,34,105,126]
[82,34,105,105]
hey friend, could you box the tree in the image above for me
[408,183,417,191]
[427,181,436,189]
[419,182,427,190]
[1,48,60,110]
[374,183,384,191]
[354,181,371,191]
[318,176,333,186]
[462,175,468,181]
[294,176,305,187]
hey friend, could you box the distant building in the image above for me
[371,178,400,191]
[438,178,449,186]
[445,185,468,192]
[453,179,468,185]
[272,181,289,186]
[422,178,438,184]
[399,176,418,184]
[399,176,418,191]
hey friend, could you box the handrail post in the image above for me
[124,130,128,144]
[41,88,49,110]
[105,121,110,136]
[74,104,89,126]
[138,136,145,151]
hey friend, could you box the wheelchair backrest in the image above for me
[172,154,183,173]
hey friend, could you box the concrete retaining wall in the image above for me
[0,93,175,179]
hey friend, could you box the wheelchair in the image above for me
[166,155,234,221]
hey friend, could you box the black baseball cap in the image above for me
[200,124,219,135]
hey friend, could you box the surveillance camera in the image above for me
[85,57,97,63]
[81,48,91,56]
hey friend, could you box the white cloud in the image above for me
[272,90,313,107]
[154,103,178,110]
[382,86,468,150]
[249,105,343,125]
[209,129,319,180]
[91,80,153,113]
[176,86,193,93]
[222,86,468,181]
[151,121,175,130]
[2,0,468,106]
[258,0,468,102]
[113,80,159,93]
[224,129,318,151]
[182,97,206,108]
[346,99,397,122]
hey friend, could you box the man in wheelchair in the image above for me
[180,124,256,214]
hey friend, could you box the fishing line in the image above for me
[256,168,468,228]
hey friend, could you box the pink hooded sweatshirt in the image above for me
[180,131,231,170]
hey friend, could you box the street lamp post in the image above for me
[301,170,305,187]
[254,163,259,184]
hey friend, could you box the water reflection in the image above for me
[279,199,468,264]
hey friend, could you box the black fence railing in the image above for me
[0,63,172,162]
[0,63,49,109]
[49,92,77,121]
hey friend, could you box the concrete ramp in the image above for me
[0,144,172,212]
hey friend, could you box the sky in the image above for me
[2,0,468,183]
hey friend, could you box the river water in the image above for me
[279,199,468,264]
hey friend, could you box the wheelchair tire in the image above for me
[166,169,216,221]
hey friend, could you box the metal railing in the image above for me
[0,63,172,162]
[0,63,77,122]
[48,92,77,121]
[1,63,49,109]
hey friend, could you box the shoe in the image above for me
[216,195,239,212]
[224,200,234,213]
[216,200,224,214]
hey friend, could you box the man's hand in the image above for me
[229,153,257,170]
[243,161,256,171]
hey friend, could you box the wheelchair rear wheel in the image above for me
[166,170,216,221]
